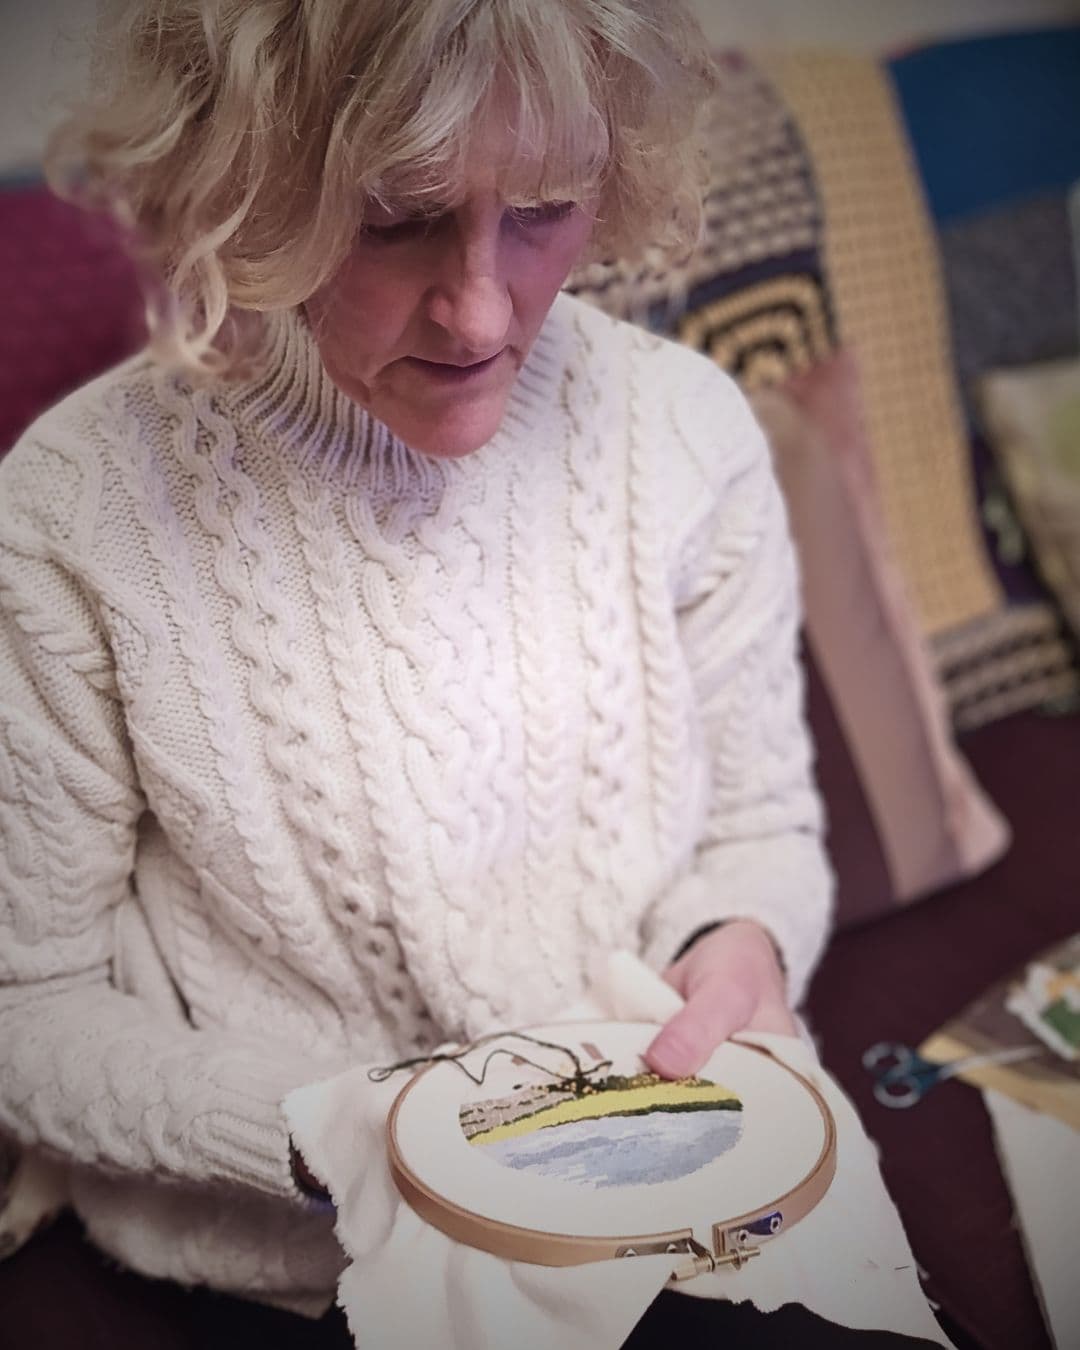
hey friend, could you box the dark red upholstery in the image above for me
[805,709,1080,1350]
[0,183,144,455]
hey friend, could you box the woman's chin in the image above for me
[318,350,521,460]
[383,393,512,460]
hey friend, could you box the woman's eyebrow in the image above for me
[363,198,450,221]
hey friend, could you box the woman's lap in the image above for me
[629,1289,943,1348]
[0,1211,350,1350]
[2,1211,942,1349]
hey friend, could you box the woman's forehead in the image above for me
[381,139,602,209]
[372,86,608,208]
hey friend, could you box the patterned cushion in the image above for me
[568,48,833,381]
[675,269,832,392]
[940,195,1079,422]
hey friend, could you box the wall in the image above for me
[1,0,95,173]
[1,0,1079,173]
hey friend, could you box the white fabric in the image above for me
[984,1089,1080,1350]
[285,954,952,1348]
[0,293,833,1306]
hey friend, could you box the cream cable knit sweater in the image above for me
[0,292,831,1312]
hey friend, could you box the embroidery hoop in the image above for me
[386,1021,837,1279]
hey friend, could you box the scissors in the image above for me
[862,1040,1043,1109]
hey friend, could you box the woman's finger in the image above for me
[642,972,755,1078]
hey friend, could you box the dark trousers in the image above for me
[1,1212,954,1349]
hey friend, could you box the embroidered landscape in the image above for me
[460,1072,744,1188]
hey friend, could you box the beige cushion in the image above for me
[753,350,1010,926]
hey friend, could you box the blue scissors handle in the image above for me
[862,1042,944,1108]
[862,1040,1042,1109]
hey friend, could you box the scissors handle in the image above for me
[863,1041,1041,1110]
[862,1043,944,1108]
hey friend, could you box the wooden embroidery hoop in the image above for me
[386,1021,837,1281]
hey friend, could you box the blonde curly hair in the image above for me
[48,0,717,377]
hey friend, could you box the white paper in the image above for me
[284,953,952,1349]
[984,1088,1080,1350]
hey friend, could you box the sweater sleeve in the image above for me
[0,474,334,1200]
[639,374,834,1005]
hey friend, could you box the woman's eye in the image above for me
[509,201,577,227]
[361,214,440,242]
[359,200,577,242]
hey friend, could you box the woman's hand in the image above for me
[643,920,796,1079]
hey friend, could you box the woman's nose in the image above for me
[425,220,513,355]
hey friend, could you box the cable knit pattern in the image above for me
[565,315,637,948]
[0,291,832,1311]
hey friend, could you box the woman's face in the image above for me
[305,128,596,458]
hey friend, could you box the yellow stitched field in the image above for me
[468,1081,741,1146]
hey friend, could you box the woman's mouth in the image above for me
[405,351,505,383]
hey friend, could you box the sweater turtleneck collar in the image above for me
[225,297,572,489]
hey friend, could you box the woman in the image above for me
[0,0,832,1339]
